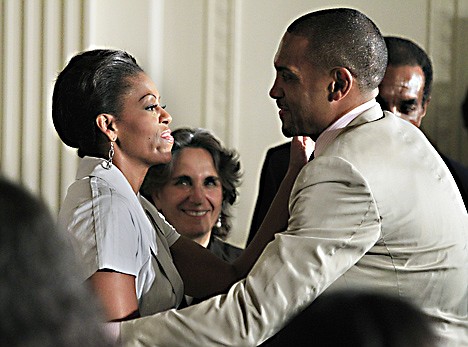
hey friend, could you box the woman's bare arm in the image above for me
[88,270,139,321]
[170,136,314,298]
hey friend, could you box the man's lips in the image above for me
[278,106,288,118]
[277,102,288,114]
[161,130,174,143]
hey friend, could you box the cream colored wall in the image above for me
[1,0,466,248]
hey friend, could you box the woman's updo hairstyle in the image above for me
[52,49,144,157]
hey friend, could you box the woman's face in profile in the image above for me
[153,147,223,244]
[114,72,174,167]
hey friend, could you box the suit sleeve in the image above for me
[120,156,382,347]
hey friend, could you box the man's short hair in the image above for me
[287,8,388,92]
[384,36,433,104]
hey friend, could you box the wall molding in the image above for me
[203,0,240,148]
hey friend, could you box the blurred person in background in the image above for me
[0,177,113,347]
[263,290,437,347]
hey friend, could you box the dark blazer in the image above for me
[248,142,291,245]
[208,236,243,263]
[440,153,468,208]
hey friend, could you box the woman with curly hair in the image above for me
[141,127,243,263]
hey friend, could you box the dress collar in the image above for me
[76,156,138,200]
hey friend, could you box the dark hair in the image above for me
[0,177,112,346]
[264,290,437,347]
[385,36,433,104]
[141,127,242,239]
[287,8,387,92]
[52,49,144,157]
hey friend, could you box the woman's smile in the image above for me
[182,209,210,217]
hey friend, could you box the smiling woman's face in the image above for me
[152,147,223,246]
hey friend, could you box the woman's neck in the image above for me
[194,232,211,248]
[113,155,148,194]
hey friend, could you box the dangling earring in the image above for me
[102,141,114,170]
[216,215,222,228]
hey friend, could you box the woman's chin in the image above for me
[152,151,172,165]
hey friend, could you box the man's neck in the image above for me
[314,98,378,156]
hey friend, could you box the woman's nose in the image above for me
[189,185,204,203]
[160,108,172,125]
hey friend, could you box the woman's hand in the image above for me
[288,136,314,174]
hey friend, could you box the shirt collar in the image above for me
[314,98,377,156]
[76,156,137,200]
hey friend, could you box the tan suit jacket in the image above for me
[121,105,468,346]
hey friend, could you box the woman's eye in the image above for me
[174,177,191,186]
[145,104,158,111]
[205,177,219,187]
[145,104,166,111]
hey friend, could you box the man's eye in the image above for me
[281,71,296,82]
[401,105,417,114]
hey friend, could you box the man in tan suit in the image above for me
[117,8,467,346]
[248,36,468,245]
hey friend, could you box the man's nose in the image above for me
[269,79,282,99]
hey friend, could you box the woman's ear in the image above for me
[96,114,117,142]
[328,67,353,102]
[151,191,163,210]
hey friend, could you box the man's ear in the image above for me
[417,96,431,127]
[328,67,352,102]
[96,114,118,142]
[421,96,431,117]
